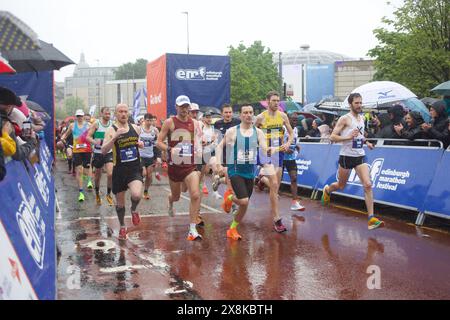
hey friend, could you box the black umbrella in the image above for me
[1,39,74,72]
[25,100,46,113]
[199,106,221,115]
[421,97,441,107]
[0,11,40,51]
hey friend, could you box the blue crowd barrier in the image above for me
[420,147,450,220]
[282,140,445,215]
[0,140,56,300]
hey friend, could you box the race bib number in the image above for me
[352,138,364,149]
[120,146,138,162]
[143,139,153,148]
[271,139,280,147]
[76,143,87,149]
[237,149,256,163]
[179,143,193,157]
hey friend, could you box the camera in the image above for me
[22,120,32,137]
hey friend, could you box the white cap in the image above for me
[189,103,199,111]
[136,115,144,122]
[75,109,85,116]
[175,95,191,107]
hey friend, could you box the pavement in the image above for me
[55,159,450,300]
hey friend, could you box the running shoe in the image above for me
[221,189,233,213]
[155,172,161,181]
[162,162,168,170]
[273,219,287,233]
[368,217,385,230]
[290,200,306,211]
[202,184,209,195]
[187,230,202,241]
[87,180,94,190]
[143,190,150,200]
[321,184,330,206]
[131,211,141,226]
[118,227,127,240]
[95,193,102,205]
[226,227,242,240]
[196,215,205,227]
[212,175,221,192]
[78,192,85,202]
[106,194,114,206]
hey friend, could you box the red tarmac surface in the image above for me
[55,160,450,300]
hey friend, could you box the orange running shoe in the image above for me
[202,184,209,195]
[221,189,233,213]
[226,227,242,240]
[143,190,150,200]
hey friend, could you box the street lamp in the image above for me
[181,11,189,54]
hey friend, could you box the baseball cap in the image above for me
[175,95,191,107]
[189,103,200,111]
[0,86,22,106]
[204,111,212,117]
[75,109,85,116]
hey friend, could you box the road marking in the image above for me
[163,187,222,214]
[332,204,367,216]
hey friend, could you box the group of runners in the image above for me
[57,90,384,242]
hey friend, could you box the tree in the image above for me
[114,58,148,80]
[56,96,85,120]
[368,0,450,97]
[228,41,281,105]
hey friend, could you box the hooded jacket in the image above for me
[376,105,405,139]
[400,112,429,140]
[427,101,449,145]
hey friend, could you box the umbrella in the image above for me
[282,100,302,113]
[25,100,46,113]
[421,97,441,107]
[431,81,450,96]
[342,81,417,108]
[0,11,40,51]
[303,102,339,116]
[199,106,221,115]
[1,39,74,72]
[377,98,431,123]
[0,54,15,74]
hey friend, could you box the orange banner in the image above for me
[146,54,167,126]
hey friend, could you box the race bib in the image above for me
[76,143,87,149]
[120,146,138,162]
[352,138,364,149]
[271,139,280,147]
[143,139,153,148]
[179,143,193,157]
[237,149,256,163]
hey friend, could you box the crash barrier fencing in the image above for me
[281,138,448,225]
[0,139,56,300]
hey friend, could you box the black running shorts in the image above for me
[283,159,298,173]
[230,175,254,200]
[338,155,366,170]
[73,152,92,169]
[92,152,113,169]
[141,156,155,168]
[112,164,143,194]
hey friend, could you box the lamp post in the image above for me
[181,11,189,54]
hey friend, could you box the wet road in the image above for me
[55,160,450,300]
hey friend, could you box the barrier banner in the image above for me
[422,149,450,218]
[0,140,56,300]
[281,142,332,189]
[146,54,167,124]
[317,144,443,210]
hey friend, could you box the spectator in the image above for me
[394,111,429,140]
[305,118,321,138]
[318,120,331,141]
[0,142,5,181]
[375,104,405,139]
[421,100,449,148]
[299,118,313,138]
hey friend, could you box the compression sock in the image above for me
[116,206,126,227]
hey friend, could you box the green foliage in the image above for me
[56,97,86,120]
[114,58,148,80]
[228,41,281,105]
[368,0,450,97]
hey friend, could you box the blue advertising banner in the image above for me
[0,71,55,156]
[305,64,334,104]
[317,144,443,210]
[281,142,332,189]
[422,149,450,218]
[0,140,56,300]
[166,53,230,116]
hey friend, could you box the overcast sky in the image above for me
[1,0,403,82]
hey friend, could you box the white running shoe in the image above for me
[290,200,306,211]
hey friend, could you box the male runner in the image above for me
[102,103,144,240]
[156,95,203,241]
[86,106,114,206]
[254,91,294,233]
[59,120,75,175]
[321,93,385,230]
[139,113,161,200]
[61,109,94,202]
[216,105,270,240]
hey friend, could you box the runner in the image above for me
[321,93,385,230]
[60,109,94,202]
[254,91,294,233]
[101,103,144,240]
[59,120,75,175]
[212,104,240,196]
[139,113,161,200]
[156,95,203,241]
[216,105,270,240]
[283,113,306,211]
[86,106,114,206]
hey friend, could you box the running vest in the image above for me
[283,126,299,161]
[227,125,258,179]
[72,122,92,153]
[112,124,140,167]
[139,126,158,159]
[168,116,196,166]
[260,111,285,150]
[340,113,365,157]
[93,119,112,154]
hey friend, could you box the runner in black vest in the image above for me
[102,104,144,240]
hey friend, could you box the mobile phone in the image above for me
[22,121,32,137]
